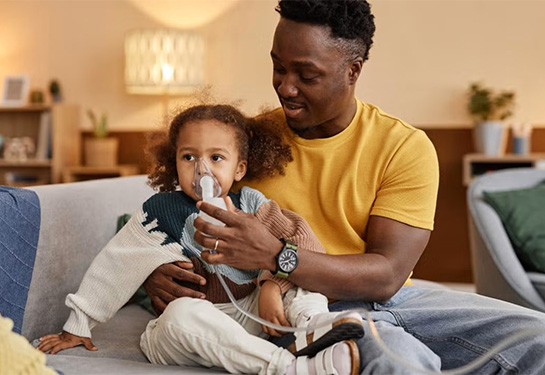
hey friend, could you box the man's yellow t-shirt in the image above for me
[238,99,439,257]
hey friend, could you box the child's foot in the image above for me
[286,340,360,375]
[289,311,364,358]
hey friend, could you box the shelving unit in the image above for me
[63,164,140,183]
[463,153,545,186]
[0,104,81,186]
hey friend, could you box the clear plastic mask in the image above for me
[193,158,222,200]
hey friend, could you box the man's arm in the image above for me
[287,215,430,302]
[196,201,430,302]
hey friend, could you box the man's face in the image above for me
[271,18,359,139]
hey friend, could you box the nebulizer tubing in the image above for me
[194,158,351,334]
[194,159,544,374]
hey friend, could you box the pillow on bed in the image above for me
[483,180,545,273]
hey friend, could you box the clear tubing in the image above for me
[211,265,544,375]
[211,263,354,333]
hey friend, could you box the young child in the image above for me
[38,104,363,375]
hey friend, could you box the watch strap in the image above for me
[273,239,298,278]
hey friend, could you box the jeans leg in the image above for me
[330,299,441,375]
[332,286,545,374]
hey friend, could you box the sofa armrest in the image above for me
[467,168,545,311]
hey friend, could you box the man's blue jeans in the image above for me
[274,286,545,374]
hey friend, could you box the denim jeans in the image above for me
[326,286,545,374]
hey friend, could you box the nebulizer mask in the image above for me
[192,159,540,374]
[193,158,227,229]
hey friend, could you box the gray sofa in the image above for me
[2,175,447,374]
[16,176,224,374]
[467,168,545,312]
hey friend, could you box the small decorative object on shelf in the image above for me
[1,75,30,107]
[467,82,515,156]
[48,79,62,103]
[85,109,118,167]
[30,89,45,104]
[3,137,36,161]
[512,123,532,155]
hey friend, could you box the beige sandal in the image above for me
[294,340,360,375]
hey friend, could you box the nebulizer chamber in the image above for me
[194,158,227,228]
[191,159,537,374]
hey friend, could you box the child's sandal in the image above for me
[289,311,364,358]
[294,340,360,375]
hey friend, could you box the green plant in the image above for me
[87,109,108,138]
[49,79,63,102]
[49,80,60,96]
[467,83,515,123]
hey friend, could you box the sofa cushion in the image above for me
[35,304,153,362]
[483,180,545,273]
[46,354,225,375]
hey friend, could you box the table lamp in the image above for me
[125,29,204,121]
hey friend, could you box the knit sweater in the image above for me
[0,315,57,375]
[63,186,324,338]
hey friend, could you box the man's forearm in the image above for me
[286,249,405,302]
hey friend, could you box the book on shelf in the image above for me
[4,172,45,186]
[35,111,52,160]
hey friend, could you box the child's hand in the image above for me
[258,281,291,337]
[37,331,97,354]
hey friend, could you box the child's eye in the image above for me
[183,154,195,161]
[211,155,224,162]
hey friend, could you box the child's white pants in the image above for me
[140,287,328,374]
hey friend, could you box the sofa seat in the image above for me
[43,304,226,374]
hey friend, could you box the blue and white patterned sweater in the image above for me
[63,186,323,338]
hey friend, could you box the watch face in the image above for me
[278,249,298,273]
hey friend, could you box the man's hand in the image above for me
[195,197,282,271]
[258,281,291,337]
[144,261,207,315]
[37,331,97,354]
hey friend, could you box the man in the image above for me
[145,0,545,373]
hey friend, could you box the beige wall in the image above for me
[1,0,544,130]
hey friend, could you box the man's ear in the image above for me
[348,57,364,85]
[234,160,248,182]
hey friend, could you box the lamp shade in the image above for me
[125,29,204,94]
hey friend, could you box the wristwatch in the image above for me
[273,239,298,278]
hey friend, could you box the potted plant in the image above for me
[84,109,118,167]
[49,79,62,102]
[467,83,515,156]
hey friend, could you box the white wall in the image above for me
[0,0,544,130]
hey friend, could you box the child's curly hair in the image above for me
[147,104,293,192]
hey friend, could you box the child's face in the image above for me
[176,119,247,201]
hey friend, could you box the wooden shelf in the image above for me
[63,164,140,183]
[463,153,545,186]
[0,104,81,186]
[0,105,51,113]
[0,159,52,167]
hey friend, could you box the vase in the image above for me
[84,137,119,167]
[473,121,507,156]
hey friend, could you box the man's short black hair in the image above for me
[276,0,376,62]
